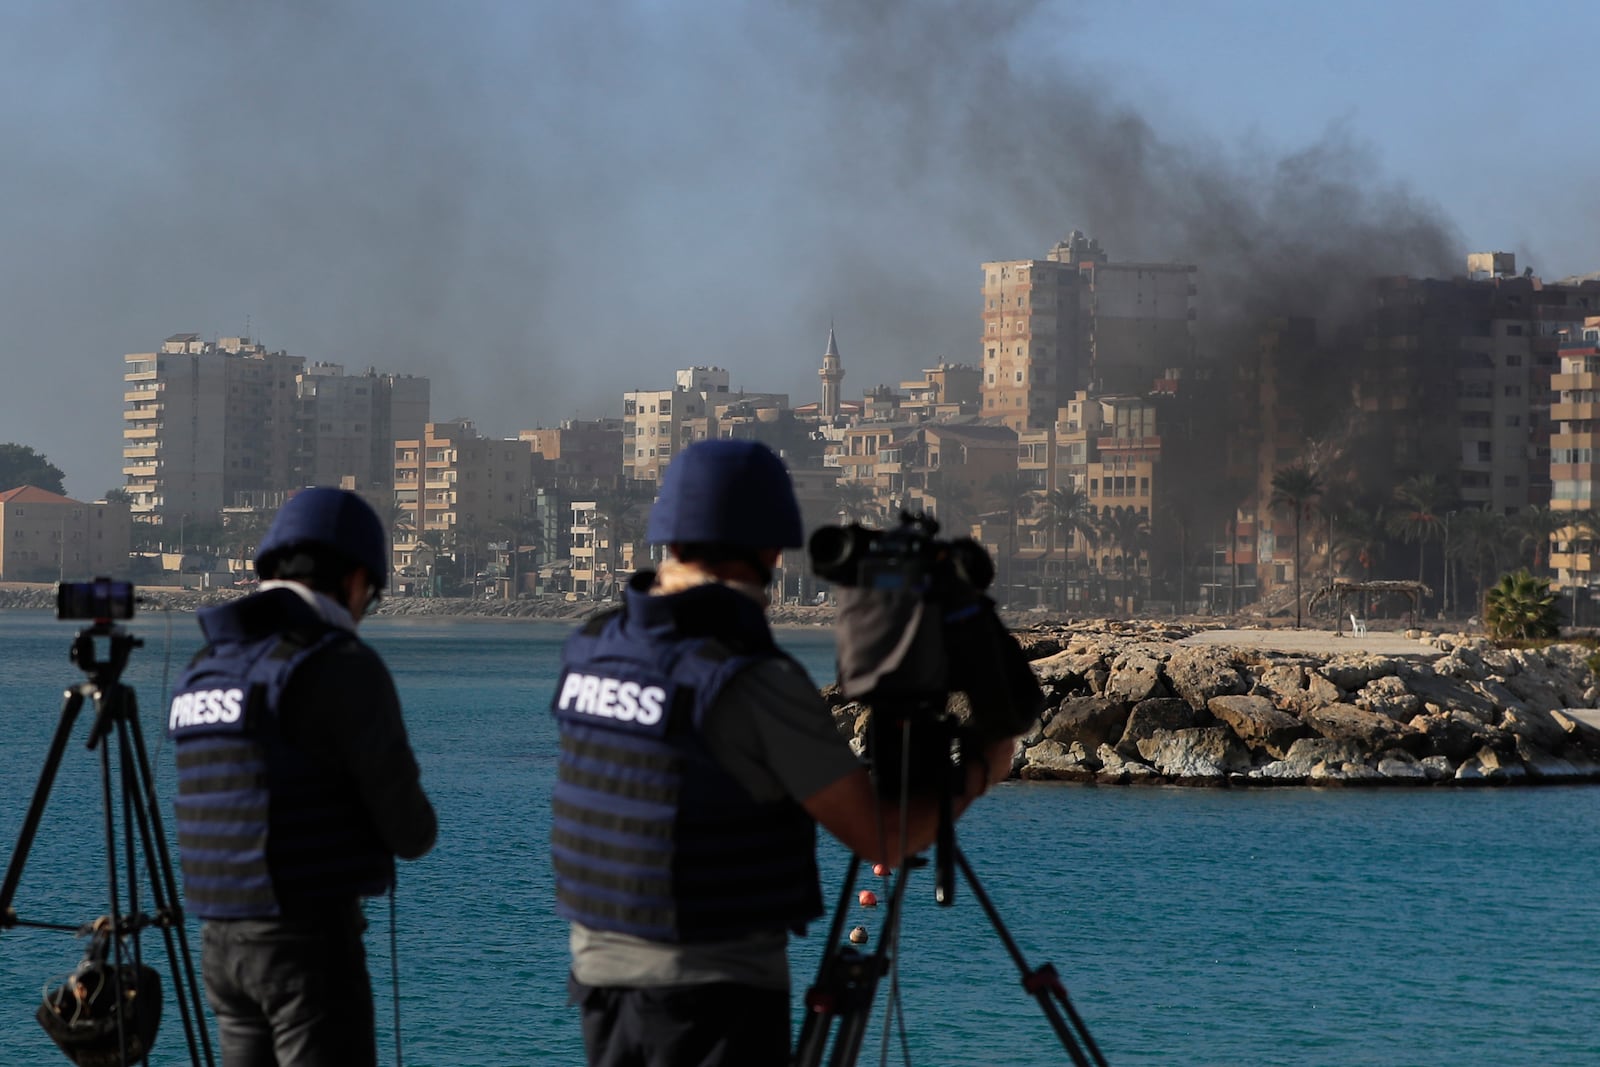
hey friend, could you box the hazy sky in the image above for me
[4,0,1597,499]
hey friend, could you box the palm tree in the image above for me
[591,485,652,599]
[1096,505,1150,614]
[984,471,1037,607]
[833,481,879,526]
[1044,485,1097,608]
[925,471,977,539]
[1388,473,1454,596]
[1448,507,1514,615]
[1269,464,1323,628]
[1511,504,1564,577]
[1484,569,1561,641]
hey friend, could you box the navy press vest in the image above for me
[550,579,823,943]
[168,592,393,919]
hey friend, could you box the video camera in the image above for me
[809,514,994,594]
[808,514,1042,796]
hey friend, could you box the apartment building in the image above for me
[1550,325,1600,593]
[123,335,303,524]
[122,334,429,524]
[519,419,624,486]
[0,487,131,581]
[980,232,1196,431]
[1361,256,1600,515]
[392,421,535,580]
[623,367,732,483]
[296,363,429,493]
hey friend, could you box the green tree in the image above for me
[1044,485,1097,609]
[1483,569,1561,642]
[0,443,66,494]
[1511,504,1564,576]
[591,485,652,599]
[1270,464,1323,628]
[1096,505,1150,615]
[833,481,879,525]
[1388,473,1454,594]
[925,471,976,538]
[1447,508,1514,616]
[983,471,1037,606]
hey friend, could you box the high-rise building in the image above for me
[1361,256,1600,515]
[122,335,429,525]
[122,335,303,525]
[295,362,429,493]
[622,367,731,484]
[1550,322,1600,593]
[519,419,624,487]
[980,232,1196,430]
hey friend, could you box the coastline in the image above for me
[12,582,1598,789]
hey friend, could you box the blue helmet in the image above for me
[645,440,804,548]
[254,487,389,588]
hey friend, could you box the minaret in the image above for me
[819,322,844,418]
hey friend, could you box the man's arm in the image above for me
[281,641,439,860]
[800,738,1013,867]
[703,658,1016,868]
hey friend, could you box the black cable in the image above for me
[390,879,403,1067]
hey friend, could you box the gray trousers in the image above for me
[201,910,375,1067]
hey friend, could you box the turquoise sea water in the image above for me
[3,609,1600,1066]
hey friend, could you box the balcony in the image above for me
[1553,401,1600,422]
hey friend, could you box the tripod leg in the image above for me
[954,847,1107,1067]
[116,687,218,1067]
[793,858,920,1067]
[0,687,88,923]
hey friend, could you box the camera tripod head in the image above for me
[69,623,142,691]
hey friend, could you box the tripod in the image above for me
[0,622,215,1067]
[793,712,1107,1067]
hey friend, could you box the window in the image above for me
[1506,415,1522,427]
[1503,385,1522,398]
[1477,441,1492,462]
[1505,353,1523,367]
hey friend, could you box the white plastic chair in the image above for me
[1350,613,1368,636]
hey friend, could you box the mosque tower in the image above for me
[818,322,844,418]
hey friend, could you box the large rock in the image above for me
[1317,654,1403,691]
[1408,711,1494,763]
[1019,740,1097,781]
[1135,727,1251,780]
[1252,665,1344,716]
[1030,650,1103,691]
[1302,703,1414,751]
[1164,646,1249,710]
[1041,695,1130,753]
[1352,675,1421,720]
[1254,737,1368,781]
[1094,743,1162,783]
[1207,694,1313,758]
[1104,645,1171,704]
[1499,707,1569,753]
[1552,710,1600,759]
[1400,665,1501,721]
[1116,697,1199,757]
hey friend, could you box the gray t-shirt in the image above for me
[568,654,862,990]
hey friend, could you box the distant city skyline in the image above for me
[4,1,1597,498]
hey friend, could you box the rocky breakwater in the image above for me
[826,620,1600,787]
